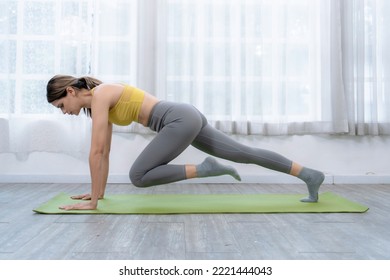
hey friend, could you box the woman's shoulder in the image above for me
[92,83,126,98]
[92,83,125,92]
[91,83,125,109]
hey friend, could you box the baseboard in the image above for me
[1,174,389,184]
[0,174,92,184]
[333,175,390,184]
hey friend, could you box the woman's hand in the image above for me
[59,201,97,211]
[71,193,92,200]
[71,194,104,200]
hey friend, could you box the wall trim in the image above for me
[1,174,390,184]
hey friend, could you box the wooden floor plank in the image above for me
[74,215,144,254]
[184,215,240,253]
[128,222,185,259]
[10,223,95,259]
[228,222,298,259]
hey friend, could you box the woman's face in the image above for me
[51,87,82,116]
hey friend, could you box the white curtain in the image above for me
[341,0,390,135]
[156,0,390,136]
[0,0,139,158]
[1,0,389,160]
[156,0,349,135]
[0,1,94,159]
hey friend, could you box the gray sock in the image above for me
[196,157,241,181]
[297,167,325,203]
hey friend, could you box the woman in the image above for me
[46,75,325,210]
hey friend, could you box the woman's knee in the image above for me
[129,167,149,188]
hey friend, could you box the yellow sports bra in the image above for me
[92,84,145,126]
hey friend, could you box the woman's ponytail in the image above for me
[80,76,102,90]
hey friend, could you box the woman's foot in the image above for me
[196,157,241,181]
[297,167,325,202]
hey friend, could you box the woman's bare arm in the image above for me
[60,88,112,210]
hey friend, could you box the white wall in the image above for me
[1,134,389,184]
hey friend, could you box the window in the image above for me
[0,0,137,116]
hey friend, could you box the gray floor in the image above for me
[0,182,389,260]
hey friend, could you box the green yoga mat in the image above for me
[33,192,368,214]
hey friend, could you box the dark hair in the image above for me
[46,75,102,117]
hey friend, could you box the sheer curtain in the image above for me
[156,0,390,136]
[0,0,98,159]
[0,0,138,158]
[156,0,349,135]
[341,0,390,135]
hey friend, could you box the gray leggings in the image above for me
[129,101,293,187]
